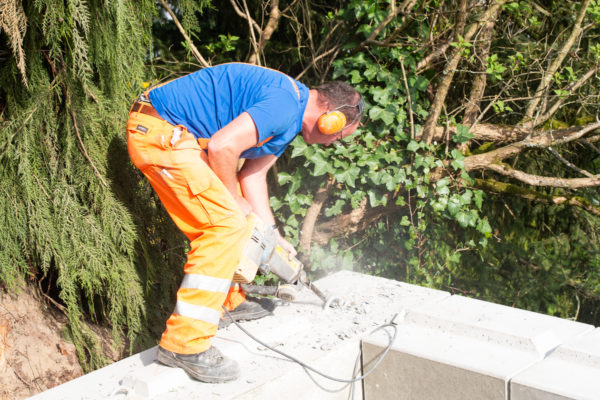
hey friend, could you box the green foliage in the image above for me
[0,0,184,371]
[2,0,600,376]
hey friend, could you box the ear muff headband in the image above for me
[317,96,365,135]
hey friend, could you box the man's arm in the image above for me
[207,112,258,215]
[238,155,278,225]
[239,156,297,257]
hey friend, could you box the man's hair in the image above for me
[315,81,363,125]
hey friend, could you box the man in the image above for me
[126,63,363,383]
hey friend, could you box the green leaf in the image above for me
[436,185,450,196]
[407,141,419,152]
[291,138,307,158]
[452,124,474,144]
[313,157,329,176]
[447,195,461,215]
[456,211,470,228]
[277,172,293,185]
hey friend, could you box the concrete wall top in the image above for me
[29,271,450,400]
[364,293,594,384]
[511,327,600,400]
[405,294,594,356]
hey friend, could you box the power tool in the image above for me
[233,213,332,305]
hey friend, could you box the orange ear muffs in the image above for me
[318,110,347,135]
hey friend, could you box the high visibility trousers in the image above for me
[126,109,247,354]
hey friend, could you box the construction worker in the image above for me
[126,63,363,383]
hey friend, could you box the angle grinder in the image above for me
[233,213,340,308]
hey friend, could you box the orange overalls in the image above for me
[126,99,247,355]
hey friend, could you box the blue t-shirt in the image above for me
[148,63,309,159]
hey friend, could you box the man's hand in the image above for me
[234,194,253,217]
[276,231,298,258]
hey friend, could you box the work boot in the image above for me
[157,345,240,383]
[219,296,276,329]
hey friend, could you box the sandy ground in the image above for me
[0,285,83,399]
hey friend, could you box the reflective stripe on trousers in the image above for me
[126,110,248,354]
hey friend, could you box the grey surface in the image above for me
[362,342,505,400]
[511,328,600,400]
[29,271,449,400]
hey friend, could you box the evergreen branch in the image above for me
[0,0,28,87]
[69,103,108,188]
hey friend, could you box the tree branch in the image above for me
[474,178,600,216]
[463,6,501,125]
[421,0,507,144]
[522,65,599,129]
[464,121,600,170]
[522,0,591,122]
[229,0,261,33]
[416,40,451,73]
[299,178,334,263]
[159,0,210,68]
[312,200,404,245]
[548,146,594,177]
[485,163,600,189]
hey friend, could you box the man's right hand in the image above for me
[276,231,298,258]
[235,195,253,217]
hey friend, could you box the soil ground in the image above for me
[0,284,83,399]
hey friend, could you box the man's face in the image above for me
[302,119,360,146]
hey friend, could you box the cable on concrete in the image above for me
[222,307,398,387]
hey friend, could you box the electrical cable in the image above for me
[222,306,398,385]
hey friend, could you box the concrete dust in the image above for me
[239,271,405,357]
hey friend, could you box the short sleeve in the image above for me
[245,87,298,144]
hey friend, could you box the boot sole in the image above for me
[157,349,239,383]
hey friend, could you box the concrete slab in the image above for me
[362,295,594,400]
[29,271,450,400]
[511,327,600,400]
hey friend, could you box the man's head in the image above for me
[302,81,364,145]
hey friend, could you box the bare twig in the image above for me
[522,65,599,129]
[400,58,415,139]
[486,163,600,189]
[421,0,508,144]
[548,146,594,177]
[522,0,591,122]
[159,0,210,68]
[241,0,261,64]
[229,0,261,32]
[295,45,340,81]
[464,121,600,170]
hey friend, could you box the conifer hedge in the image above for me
[0,0,184,370]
